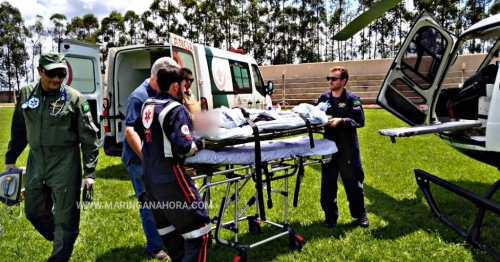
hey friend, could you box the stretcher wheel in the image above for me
[233,253,247,262]
[289,234,304,251]
[248,218,261,235]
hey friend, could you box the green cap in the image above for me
[39,52,68,70]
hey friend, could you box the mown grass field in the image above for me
[0,107,499,262]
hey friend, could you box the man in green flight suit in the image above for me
[4,52,100,262]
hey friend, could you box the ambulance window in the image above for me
[229,60,251,94]
[251,64,266,96]
[64,57,95,93]
[172,47,198,97]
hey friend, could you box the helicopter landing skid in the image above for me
[415,168,500,260]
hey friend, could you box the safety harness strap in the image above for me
[158,101,181,157]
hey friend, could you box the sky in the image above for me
[6,0,168,52]
[9,0,156,26]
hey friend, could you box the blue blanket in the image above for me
[185,136,337,165]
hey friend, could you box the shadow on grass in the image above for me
[364,179,500,262]
[205,218,360,262]
[307,164,499,261]
[96,162,129,180]
[94,244,150,262]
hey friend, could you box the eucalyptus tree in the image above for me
[178,0,201,42]
[310,0,327,61]
[196,0,224,47]
[272,1,299,64]
[27,15,48,81]
[97,11,125,73]
[240,0,268,64]
[140,10,156,44]
[265,0,283,64]
[388,1,413,57]
[150,0,181,43]
[65,14,99,42]
[123,10,141,45]
[49,13,67,50]
[326,0,344,60]
[0,1,28,101]
[293,0,320,63]
[218,0,241,50]
[356,0,374,60]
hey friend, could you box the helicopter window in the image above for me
[401,26,448,90]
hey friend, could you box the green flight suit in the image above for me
[5,81,100,262]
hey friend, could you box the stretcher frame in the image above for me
[184,108,332,261]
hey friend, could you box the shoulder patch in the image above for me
[82,101,90,113]
[181,125,190,135]
[353,99,362,107]
[142,105,155,129]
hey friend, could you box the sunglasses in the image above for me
[186,78,194,83]
[326,77,342,82]
[43,68,67,79]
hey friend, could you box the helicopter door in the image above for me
[376,11,483,140]
[377,11,454,126]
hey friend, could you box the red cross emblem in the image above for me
[213,61,226,91]
[142,105,155,129]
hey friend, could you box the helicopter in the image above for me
[334,3,500,260]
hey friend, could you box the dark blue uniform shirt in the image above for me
[121,80,157,165]
[135,92,204,184]
[315,89,365,146]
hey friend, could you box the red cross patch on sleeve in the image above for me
[181,125,190,135]
[142,105,155,129]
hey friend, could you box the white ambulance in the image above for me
[57,33,275,157]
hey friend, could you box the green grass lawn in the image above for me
[0,107,499,262]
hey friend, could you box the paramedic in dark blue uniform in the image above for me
[314,66,369,229]
[135,65,210,262]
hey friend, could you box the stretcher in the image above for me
[184,105,337,261]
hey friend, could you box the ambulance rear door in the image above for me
[58,39,103,140]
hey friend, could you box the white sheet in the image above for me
[185,136,337,165]
[194,103,330,141]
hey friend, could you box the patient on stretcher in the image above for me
[189,103,330,141]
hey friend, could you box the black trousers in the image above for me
[142,166,211,262]
[320,141,367,221]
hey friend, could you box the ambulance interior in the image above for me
[112,48,167,117]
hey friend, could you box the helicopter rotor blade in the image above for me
[333,0,403,41]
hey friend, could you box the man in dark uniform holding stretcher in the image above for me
[315,66,370,229]
[136,65,210,262]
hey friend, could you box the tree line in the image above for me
[1,0,499,97]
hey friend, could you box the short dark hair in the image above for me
[156,66,184,92]
[330,66,349,84]
[181,67,192,75]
